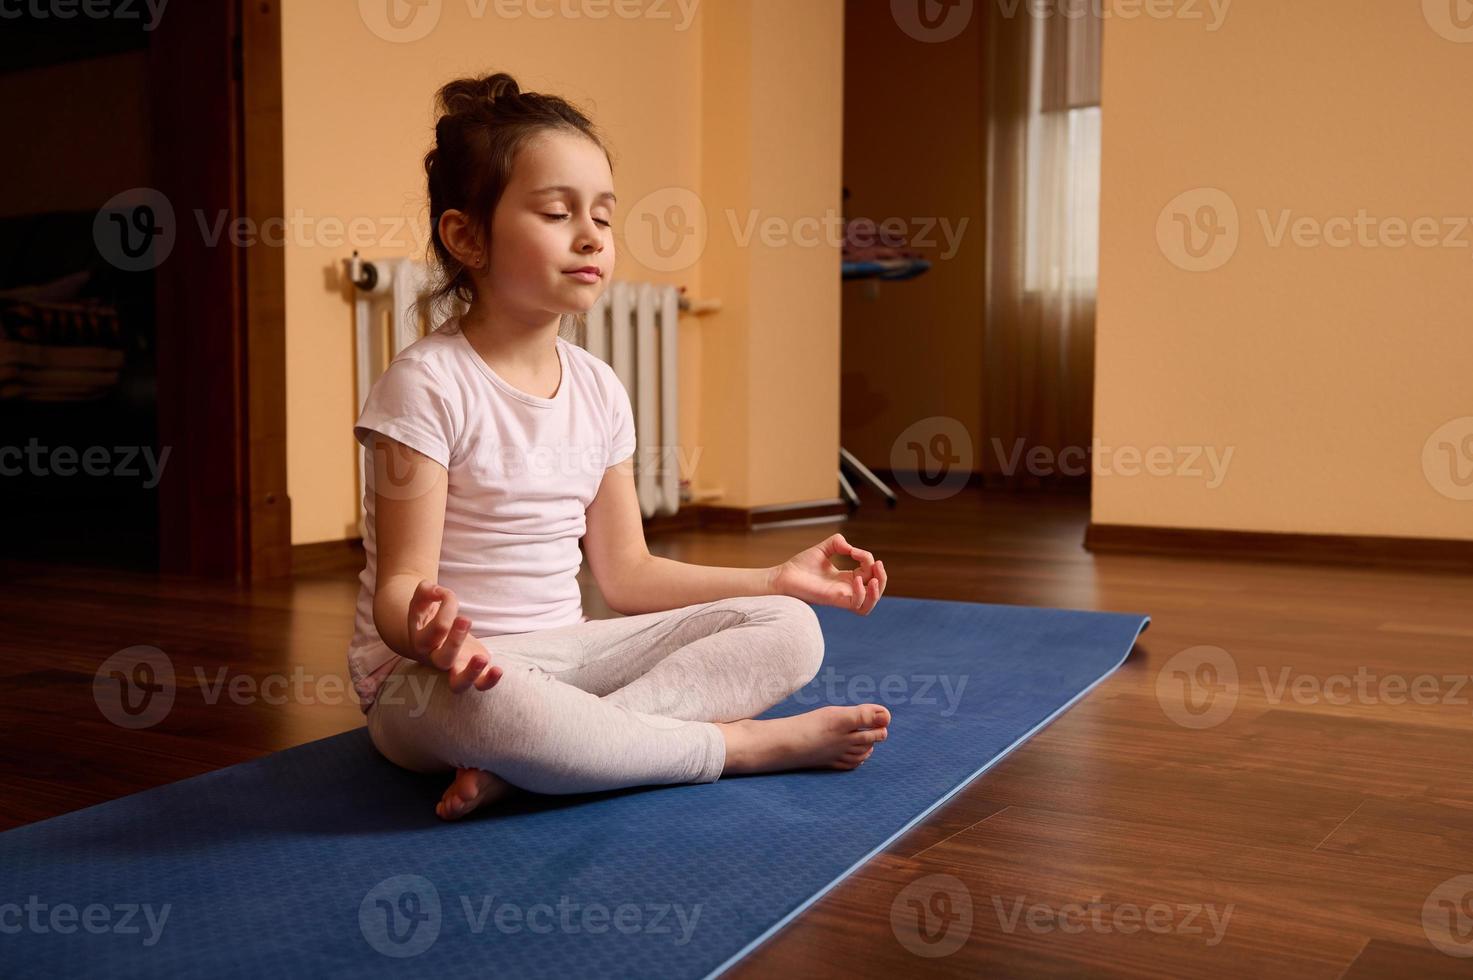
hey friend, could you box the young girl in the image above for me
[349,72,891,822]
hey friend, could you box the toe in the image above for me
[453,768,489,801]
[436,770,483,821]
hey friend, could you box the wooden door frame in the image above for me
[150,0,289,583]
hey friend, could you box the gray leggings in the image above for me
[365,594,825,795]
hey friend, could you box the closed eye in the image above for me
[544,213,611,227]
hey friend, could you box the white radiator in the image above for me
[347,256,681,535]
[580,280,681,519]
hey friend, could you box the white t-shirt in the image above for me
[346,316,635,712]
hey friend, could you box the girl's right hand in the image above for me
[408,580,504,693]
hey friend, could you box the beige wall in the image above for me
[282,0,843,544]
[1095,0,1473,540]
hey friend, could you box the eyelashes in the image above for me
[543,213,611,227]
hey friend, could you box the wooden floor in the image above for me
[3,487,1470,978]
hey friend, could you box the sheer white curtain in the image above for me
[982,1,1102,487]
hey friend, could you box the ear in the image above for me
[438,209,483,268]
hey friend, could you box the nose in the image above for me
[574,214,604,254]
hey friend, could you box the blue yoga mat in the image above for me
[0,597,1148,978]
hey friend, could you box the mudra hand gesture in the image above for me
[768,532,888,614]
[408,580,503,693]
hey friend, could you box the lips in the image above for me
[564,268,602,283]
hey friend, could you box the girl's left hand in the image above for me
[768,532,887,614]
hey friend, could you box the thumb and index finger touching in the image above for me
[821,532,876,575]
[411,579,461,657]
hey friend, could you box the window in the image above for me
[1021,9,1102,295]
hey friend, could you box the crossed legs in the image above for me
[364,595,891,818]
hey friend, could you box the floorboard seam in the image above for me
[1312,798,1367,853]
[907,803,1015,861]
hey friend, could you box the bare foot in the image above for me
[718,704,891,776]
[435,766,518,821]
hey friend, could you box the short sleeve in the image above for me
[607,375,636,468]
[353,356,460,469]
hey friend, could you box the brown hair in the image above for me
[422,72,612,336]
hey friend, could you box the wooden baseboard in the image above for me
[1085,522,1473,573]
[291,499,853,574]
[588,498,850,536]
[291,537,367,576]
[872,468,1090,494]
[690,498,849,532]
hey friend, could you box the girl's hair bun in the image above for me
[437,72,521,118]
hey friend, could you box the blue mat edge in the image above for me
[703,610,1152,979]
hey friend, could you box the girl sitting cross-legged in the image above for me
[348,71,891,822]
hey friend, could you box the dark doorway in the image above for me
[0,1,288,581]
